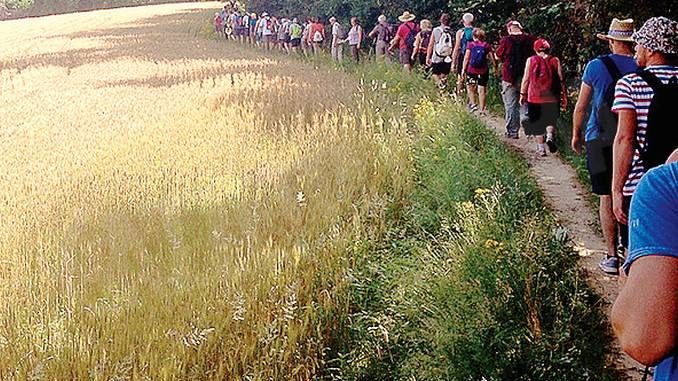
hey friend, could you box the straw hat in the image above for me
[597,18,635,42]
[398,11,415,22]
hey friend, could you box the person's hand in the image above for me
[519,93,526,105]
[571,134,582,155]
[561,96,568,110]
[451,64,457,73]
[613,191,628,225]
[426,58,432,67]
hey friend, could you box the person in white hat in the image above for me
[571,18,638,275]
[451,12,475,96]
[389,11,418,72]
[369,15,393,61]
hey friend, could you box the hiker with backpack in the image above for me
[462,28,497,114]
[611,149,678,381]
[452,13,475,96]
[369,15,392,62]
[248,13,258,45]
[260,13,276,50]
[496,20,536,139]
[519,38,567,157]
[571,18,638,275]
[412,19,432,70]
[611,16,678,256]
[389,11,418,72]
[308,17,325,55]
[330,17,345,62]
[426,13,454,90]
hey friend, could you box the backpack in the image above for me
[313,27,323,42]
[635,70,678,171]
[459,27,473,55]
[529,55,560,100]
[434,27,453,57]
[404,23,418,49]
[469,42,488,69]
[596,56,623,146]
[380,24,393,42]
[507,35,531,85]
[335,23,346,40]
[419,30,431,52]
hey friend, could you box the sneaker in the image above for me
[599,256,620,275]
[545,136,558,153]
[504,131,519,139]
[468,103,478,113]
[537,147,547,157]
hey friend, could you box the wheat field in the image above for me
[0,3,411,379]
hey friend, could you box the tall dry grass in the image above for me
[0,3,411,378]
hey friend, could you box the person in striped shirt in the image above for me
[611,16,678,255]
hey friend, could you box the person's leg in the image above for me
[478,85,487,112]
[599,195,618,258]
[331,44,337,60]
[467,81,478,109]
[501,81,520,138]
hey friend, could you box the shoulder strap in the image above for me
[636,69,664,91]
[599,55,623,82]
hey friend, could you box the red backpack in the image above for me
[528,55,561,101]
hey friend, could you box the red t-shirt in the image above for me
[309,22,325,42]
[396,21,417,50]
[465,41,491,75]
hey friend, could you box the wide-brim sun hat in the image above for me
[632,16,678,54]
[398,11,415,22]
[597,18,635,42]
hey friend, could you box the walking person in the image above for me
[426,13,453,89]
[496,20,536,139]
[520,38,567,157]
[451,13,475,96]
[289,18,303,53]
[308,17,325,55]
[571,18,638,275]
[330,17,345,62]
[611,16,678,258]
[462,28,496,114]
[389,11,418,72]
[347,17,363,63]
[412,19,432,69]
[369,15,392,62]
[301,18,311,55]
[611,150,678,381]
[248,13,257,45]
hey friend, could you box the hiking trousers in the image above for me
[331,43,343,61]
[375,40,389,61]
[501,80,528,136]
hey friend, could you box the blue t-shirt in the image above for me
[581,54,637,141]
[624,162,678,381]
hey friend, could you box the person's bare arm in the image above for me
[462,49,470,78]
[389,33,400,52]
[358,26,363,48]
[519,59,531,104]
[612,256,678,365]
[572,83,592,154]
[488,46,497,75]
[412,34,421,60]
[426,31,435,65]
[451,29,462,71]
[612,109,636,224]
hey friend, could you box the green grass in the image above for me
[317,64,620,380]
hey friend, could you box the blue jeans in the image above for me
[501,80,528,136]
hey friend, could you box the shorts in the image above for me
[431,61,451,75]
[290,38,301,47]
[525,102,559,136]
[585,139,614,196]
[618,195,632,248]
[400,47,413,65]
[466,72,489,87]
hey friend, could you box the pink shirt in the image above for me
[465,41,490,75]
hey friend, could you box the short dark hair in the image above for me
[440,13,450,26]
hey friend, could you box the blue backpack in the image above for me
[404,23,419,49]
[459,27,473,54]
[469,43,487,69]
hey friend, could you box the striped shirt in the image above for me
[612,65,678,196]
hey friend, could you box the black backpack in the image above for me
[596,56,623,146]
[507,35,530,85]
[635,70,678,171]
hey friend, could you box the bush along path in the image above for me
[476,114,647,379]
[315,64,623,380]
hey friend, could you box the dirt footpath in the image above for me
[478,114,648,381]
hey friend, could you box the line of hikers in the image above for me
[214,6,678,378]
